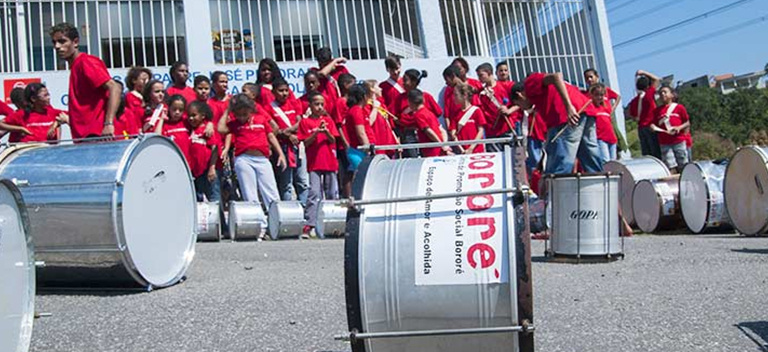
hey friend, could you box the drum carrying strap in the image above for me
[271,101,294,128]
[662,103,678,130]
[636,91,646,120]
[387,78,405,94]
[456,106,479,134]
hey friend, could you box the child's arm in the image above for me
[355,125,370,146]
[217,113,230,135]
[368,101,379,126]
[207,145,219,181]
[303,127,320,147]
[0,121,32,136]
[637,70,661,88]
[268,132,287,170]
[465,126,485,154]
[318,57,347,77]
[541,72,579,125]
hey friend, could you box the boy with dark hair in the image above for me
[475,62,518,152]
[49,22,122,139]
[627,69,662,158]
[496,61,511,82]
[379,55,405,107]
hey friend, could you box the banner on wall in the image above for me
[3,78,42,104]
[212,29,255,64]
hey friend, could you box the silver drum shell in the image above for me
[345,149,531,352]
[197,201,221,241]
[547,174,621,256]
[268,201,305,239]
[632,176,683,233]
[228,201,266,241]
[317,200,347,238]
[0,135,197,288]
[0,180,34,352]
[724,146,768,236]
[604,157,670,225]
[679,161,732,234]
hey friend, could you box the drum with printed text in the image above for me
[632,176,684,233]
[679,161,732,234]
[345,146,534,352]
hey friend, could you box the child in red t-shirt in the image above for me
[391,69,443,158]
[111,81,139,138]
[364,80,399,157]
[125,66,151,121]
[218,94,286,237]
[476,62,518,152]
[0,83,64,143]
[266,78,309,206]
[654,86,691,173]
[141,79,167,132]
[166,61,197,105]
[155,95,192,165]
[344,84,375,171]
[297,92,340,237]
[379,55,405,108]
[628,70,662,159]
[187,101,220,202]
[585,83,618,163]
[409,89,452,158]
[451,83,486,154]
[496,62,511,82]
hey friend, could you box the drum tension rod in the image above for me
[337,187,526,209]
[34,312,53,319]
[334,321,535,342]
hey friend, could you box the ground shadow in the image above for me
[736,321,768,351]
[731,248,768,255]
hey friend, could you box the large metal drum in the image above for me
[0,180,35,352]
[197,201,221,241]
[345,148,534,352]
[724,146,768,236]
[632,176,683,233]
[546,173,621,257]
[268,201,305,239]
[317,200,347,238]
[679,161,732,234]
[228,201,266,241]
[604,157,670,225]
[0,135,197,288]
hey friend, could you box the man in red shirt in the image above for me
[50,23,121,139]
[511,72,602,175]
[627,70,662,159]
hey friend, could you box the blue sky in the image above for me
[607,0,768,99]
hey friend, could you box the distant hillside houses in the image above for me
[678,67,768,94]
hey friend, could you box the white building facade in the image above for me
[0,0,624,139]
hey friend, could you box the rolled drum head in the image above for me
[604,157,670,225]
[725,147,768,235]
[120,136,197,288]
[268,201,305,240]
[0,180,34,352]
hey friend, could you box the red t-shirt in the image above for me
[142,104,168,132]
[297,115,340,172]
[589,102,618,144]
[391,91,442,129]
[267,99,302,168]
[528,110,548,142]
[524,72,590,129]
[466,77,484,92]
[309,66,346,103]
[365,104,399,156]
[628,86,657,128]
[0,101,15,117]
[4,107,61,142]
[344,105,375,149]
[189,123,219,177]
[228,112,273,157]
[479,81,516,137]
[443,86,481,129]
[166,85,197,106]
[208,97,230,126]
[68,53,112,138]
[654,103,690,146]
[453,106,486,153]
[114,108,139,138]
[414,106,443,157]
[161,119,192,165]
[379,78,405,108]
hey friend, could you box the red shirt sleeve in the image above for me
[0,101,14,117]
[425,93,443,117]
[326,116,340,137]
[350,106,366,126]
[524,72,547,102]
[473,108,487,127]
[415,111,431,130]
[297,119,311,141]
[82,55,112,90]
[678,105,689,123]
[606,87,619,100]
[4,110,22,126]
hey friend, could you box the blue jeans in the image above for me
[276,159,310,206]
[544,115,603,175]
[638,127,661,159]
[597,140,617,164]
[194,171,221,202]
[526,138,544,172]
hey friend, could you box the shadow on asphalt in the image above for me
[731,248,768,255]
[736,322,768,352]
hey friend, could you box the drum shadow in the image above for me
[731,248,768,255]
[736,321,768,352]
[36,287,154,296]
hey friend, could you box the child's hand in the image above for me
[288,134,300,145]
[47,123,58,139]
[221,149,230,164]
[207,167,217,182]
[20,127,33,136]
[56,112,69,124]
[276,154,287,171]
[204,122,215,138]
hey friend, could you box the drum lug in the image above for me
[35,261,45,268]
[34,312,53,319]
[11,178,29,187]
[115,180,125,187]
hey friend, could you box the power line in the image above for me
[617,14,768,66]
[608,0,635,13]
[613,0,755,49]
[612,0,685,28]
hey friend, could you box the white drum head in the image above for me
[0,181,34,352]
[633,180,661,233]
[680,163,708,233]
[725,147,768,235]
[120,137,196,287]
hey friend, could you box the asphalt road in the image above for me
[30,234,768,352]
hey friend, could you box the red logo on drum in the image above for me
[465,154,501,279]
[570,210,599,220]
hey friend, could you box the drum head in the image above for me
[0,180,34,352]
[680,163,708,233]
[119,136,196,288]
[633,180,661,233]
[725,147,768,235]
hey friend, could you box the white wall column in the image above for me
[415,0,449,58]
[182,0,215,69]
[15,0,29,72]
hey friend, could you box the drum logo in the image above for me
[570,210,598,220]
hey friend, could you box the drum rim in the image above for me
[632,179,664,233]
[0,179,35,352]
[680,162,710,234]
[113,134,197,288]
[545,172,620,179]
[724,146,768,235]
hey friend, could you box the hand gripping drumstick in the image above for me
[482,86,516,136]
[549,100,592,143]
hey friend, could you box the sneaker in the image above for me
[257,229,267,242]
[531,232,550,241]
[301,225,312,240]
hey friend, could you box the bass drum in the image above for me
[0,135,197,288]
[346,148,533,352]
[0,180,35,352]
[679,161,732,234]
[604,157,670,225]
[724,146,768,236]
[632,176,683,233]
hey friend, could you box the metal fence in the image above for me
[209,0,424,65]
[442,0,597,86]
[0,0,186,73]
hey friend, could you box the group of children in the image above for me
[0,45,695,239]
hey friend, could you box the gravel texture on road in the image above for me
[30,234,768,352]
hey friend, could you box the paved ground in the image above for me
[30,234,768,352]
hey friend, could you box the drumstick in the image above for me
[550,101,592,143]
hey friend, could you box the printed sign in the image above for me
[4,78,42,104]
[415,153,509,286]
[212,29,255,64]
